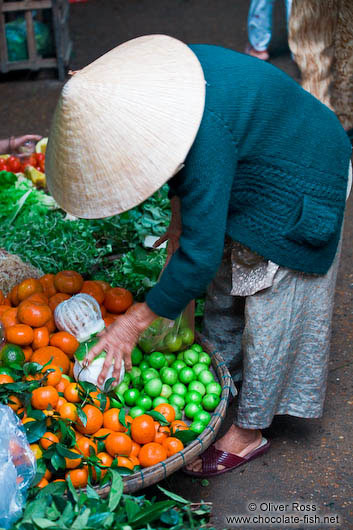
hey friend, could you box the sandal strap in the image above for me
[200,445,245,473]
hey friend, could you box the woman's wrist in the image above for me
[126,302,158,334]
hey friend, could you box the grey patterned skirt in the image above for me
[202,238,342,430]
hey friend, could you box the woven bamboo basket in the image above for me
[94,332,236,496]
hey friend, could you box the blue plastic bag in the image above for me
[0,405,36,529]
[5,18,54,62]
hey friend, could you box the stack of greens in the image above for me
[0,171,170,299]
[12,472,213,529]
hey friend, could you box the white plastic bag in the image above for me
[0,405,36,529]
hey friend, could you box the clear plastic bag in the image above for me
[0,406,36,529]
[139,301,195,354]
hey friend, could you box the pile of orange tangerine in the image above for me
[0,271,187,489]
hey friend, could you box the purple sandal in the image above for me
[183,437,271,477]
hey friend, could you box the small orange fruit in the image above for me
[40,431,59,450]
[31,386,59,410]
[22,346,33,362]
[36,477,49,488]
[105,432,132,457]
[90,391,110,411]
[43,364,62,387]
[64,449,83,470]
[154,424,171,444]
[92,427,113,440]
[56,377,70,393]
[9,285,20,306]
[39,274,57,297]
[32,326,50,350]
[129,455,140,467]
[130,441,141,457]
[139,442,167,468]
[44,468,52,480]
[95,451,113,478]
[94,280,111,293]
[117,456,134,470]
[49,331,79,358]
[154,403,176,423]
[17,278,43,302]
[6,324,33,345]
[54,271,83,295]
[0,307,18,328]
[170,420,189,435]
[7,395,22,411]
[65,467,88,488]
[76,436,97,456]
[104,287,133,314]
[80,281,105,304]
[64,382,81,403]
[30,443,43,459]
[31,346,70,374]
[0,374,14,384]
[103,408,125,432]
[76,404,103,435]
[55,396,67,411]
[162,437,184,457]
[59,402,78,421]
[45,317,56,334]
[130,414,155,445]
[48,292,71,312]
[17,300,52,327]
[26,292,49,305]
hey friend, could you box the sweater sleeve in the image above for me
[146,111,238,319]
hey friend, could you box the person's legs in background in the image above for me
[245,0,276,60]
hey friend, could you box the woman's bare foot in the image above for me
[244,44,269,61]
[185,424,262,473]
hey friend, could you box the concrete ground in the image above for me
[1,1,352,529]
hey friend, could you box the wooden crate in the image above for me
[0,0,72,80]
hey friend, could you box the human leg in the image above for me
[245,0,276,60]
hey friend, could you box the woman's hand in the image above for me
[83,302,157,387]
[153,196,181,263]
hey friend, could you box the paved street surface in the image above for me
[1,1,352,528]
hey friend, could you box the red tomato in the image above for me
[0,161,7,171]
[36,153,45,163]
[6,156,21,173]
[22,154,37,168]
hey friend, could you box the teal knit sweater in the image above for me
[146,44,352,320]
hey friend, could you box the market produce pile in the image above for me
[0,269,221,490]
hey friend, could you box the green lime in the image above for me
[139,360,150,372]
[189,421,205,434]
[188,381,206,396]
[173,406,182,420]
[138,338,154,353]
[194,410,211,425]
[199,352,211,366]
[131,375,143,390]
[176,352,184,361]
[160,366,178,386]
[184,402,202,419]
[202,393,220,411]
[114,381,129,396]
[164,333,183,352]
[164,353,176,366]
[123,388,140,406]
[185,390,202,405]
[131,346,143,366]
[183,349,199,366]
[141,368,159,384]
[149,351,167,370]
[110,397,123,409]
[122,372,131,385]
[129,406,145,419]
[171,360,186,372]
[1,344,25,368]
[169,393,185,410]
[136,394,152,411]
[180,328,194,346]
[198,370,214,386]
[179,366,195,384]
[153,396,169,407]
[172,382,187,397]
[206,382,222,396]
[160,384,172,399]
[193,363,209,376]
[191,344,203,353]
[144,377,163,398]
[0,366,16,378]
[129,366,141,380]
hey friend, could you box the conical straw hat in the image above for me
[46,34,206,218]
